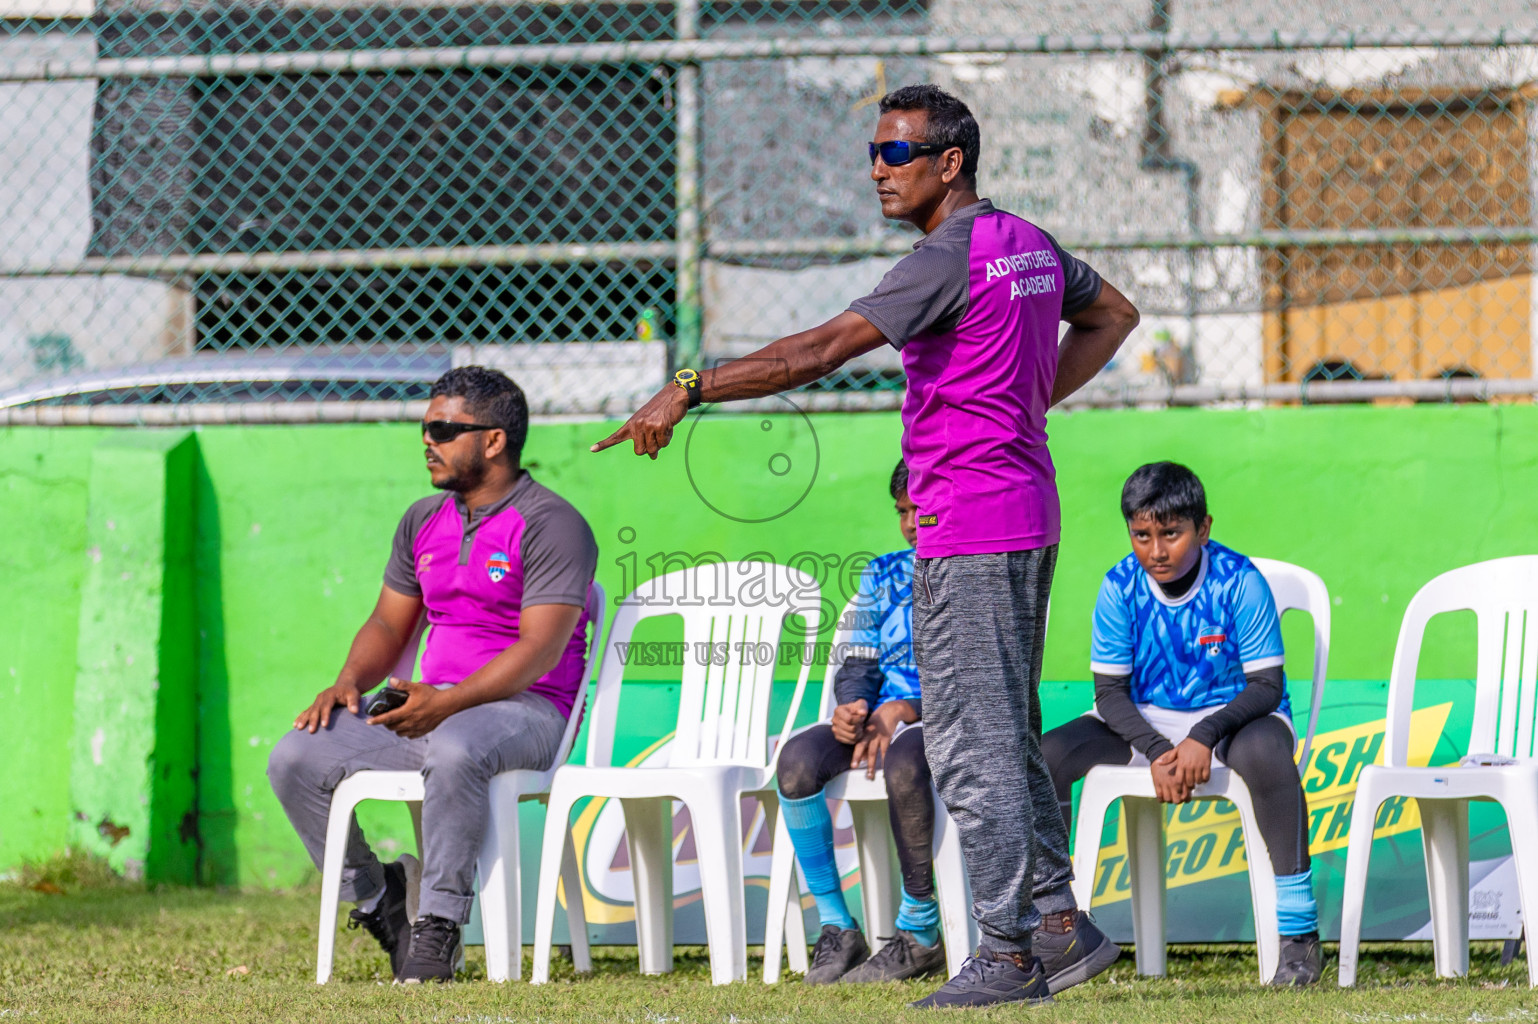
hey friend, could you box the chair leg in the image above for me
[1228,785,1280,984]
[931,801,976,979]
[1499,786,1538,987]
[1420,798,1470,979]
[560,833,592,973]
[685,784,750,985]
[621,797,675,976]
[1123,798,1167,978]
[315,790,363,985]
[761,796,806,983]
[1070,782,1122,914]
[531,785,579,985]
[477,780,522,983]
[850,799,898,939]
[1337,772,1384,987]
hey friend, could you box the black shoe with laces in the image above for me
[345,855,416,979]
[803,924,870,985]
[1033,909,1122,994]
[840,930,948,983]
[1269,932,1323,986]
[399,914,462,984]
[909,948,1053,1009]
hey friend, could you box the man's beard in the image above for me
[431,450,487,493]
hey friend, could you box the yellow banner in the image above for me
[1086,703,1453,904]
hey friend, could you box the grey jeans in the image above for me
[267,689,566,924]
[913,545,1077,954]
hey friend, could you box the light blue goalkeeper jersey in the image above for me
[1090,540,1288,715]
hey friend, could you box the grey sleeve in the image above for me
[519,496,599,607]
[1043,231,1104,317]
[1093,672,1176,761]
[846,241,972,350]
[382,495,447,597]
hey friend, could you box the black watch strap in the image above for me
[672,368,702,408]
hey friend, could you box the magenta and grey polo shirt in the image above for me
[382,472,599,718]
[848,200,1103,559]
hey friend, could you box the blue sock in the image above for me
[780,791,854,931]
[895,890,940,948]
[1275,869,1319,935]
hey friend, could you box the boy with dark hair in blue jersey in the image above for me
[1040,461,1323,985]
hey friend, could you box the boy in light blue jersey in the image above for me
[1040,461,1323,985]
[774,460,945,985]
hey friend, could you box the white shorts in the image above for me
[1082,704,1295,768]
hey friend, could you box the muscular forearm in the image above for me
[429,634,569,717]
[1093,672,1174,760]
[336,615,415,692]
[699,312,887,403]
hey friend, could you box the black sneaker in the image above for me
[803,924,870,985]
[345,855,417,979]
[1269,932,1323,986]
[399,914,462,984]
[909,949,1053,1009]
[840,930,948,983]
[1033,909,1122,994]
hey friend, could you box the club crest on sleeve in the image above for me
[486,551,512,583]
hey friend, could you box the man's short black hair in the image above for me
[1121,461,1207,525]
[878,84,981,183]
[429,366,529,463]
[889,458,910,500]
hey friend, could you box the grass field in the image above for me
[2,874,1534,1024]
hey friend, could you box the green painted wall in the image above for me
[3,404,1537,891]
[0,428,104,870]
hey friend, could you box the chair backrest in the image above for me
[389,582,606,767]
[818,595,863,720]
[585,562,821,769]
[1385,556,1538,767]
[1250,558,1332,773]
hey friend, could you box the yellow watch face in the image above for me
[674,369,699,386]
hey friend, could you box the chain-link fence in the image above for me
[2,2,1537,421]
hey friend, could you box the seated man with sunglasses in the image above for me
[268,366,598,984]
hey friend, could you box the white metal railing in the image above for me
[3,27,1537,83]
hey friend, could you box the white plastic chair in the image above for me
[1338,555,1538,987]
[1069,558,1330,983]
[315,583,605,984]
[760,596,976,983]
[530,562,821,986]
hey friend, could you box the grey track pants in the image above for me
[913,545,1077,954]
[266,690,566,924]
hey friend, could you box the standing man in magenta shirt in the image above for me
[269,367,598,985]
[595,85,1139,1008]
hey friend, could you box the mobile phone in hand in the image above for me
[366,685,409,717]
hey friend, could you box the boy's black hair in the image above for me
[1120,461,1207,524]
[889,458,910,500]
[429,366,529,463]
[877,84,981,183]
